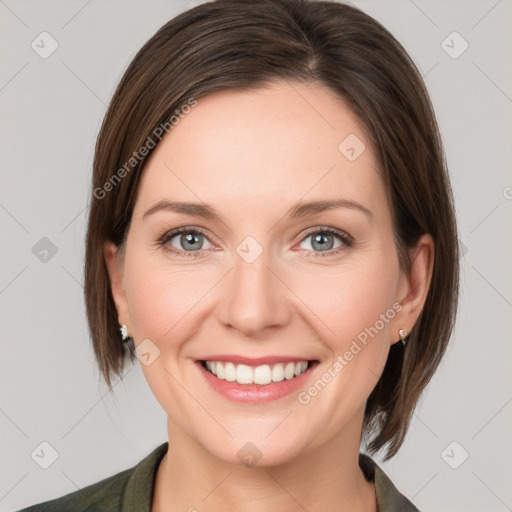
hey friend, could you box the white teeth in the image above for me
[271,363,285,382]
[224,362,237,382]
[253,364,272,385]
[284,362,295,380]
[204,360,310,385]
[236,364,253,384]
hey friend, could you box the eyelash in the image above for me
[157,226,353,259]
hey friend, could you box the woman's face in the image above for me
[106,81,429,466]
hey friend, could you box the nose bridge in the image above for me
[218,239,290,335]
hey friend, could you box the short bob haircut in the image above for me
[84,0,459,460]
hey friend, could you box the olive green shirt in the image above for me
[18,442,420,511]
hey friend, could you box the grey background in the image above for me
[1,0,511,510]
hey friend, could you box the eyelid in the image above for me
[298,225,352,243]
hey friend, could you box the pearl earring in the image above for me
[119,324,131,343]
[399,329,407,346]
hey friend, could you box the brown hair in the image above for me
[84,0,459,459]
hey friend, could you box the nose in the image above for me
[217,248,292,337]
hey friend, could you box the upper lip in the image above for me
[198,355,313,366]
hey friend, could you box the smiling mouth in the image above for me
[200,360,318,386]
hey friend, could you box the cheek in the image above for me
[124,255,215,343]
[125,245,400,351]
[122,256,215,417]
[294,252,400,347]
[293,255,400,425]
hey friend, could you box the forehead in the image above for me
[133,81,388,222]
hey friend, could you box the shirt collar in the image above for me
[359,453,420,511]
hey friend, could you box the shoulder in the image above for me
[17,467,131,512]
[17,442,169,512]
[359,453,421,512]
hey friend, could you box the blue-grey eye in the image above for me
[169,231,213,252]
[299,231,343,252]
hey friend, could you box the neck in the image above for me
[152,417,376,512]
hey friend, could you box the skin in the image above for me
[104,81,433,512]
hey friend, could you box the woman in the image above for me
[18,0,459,510]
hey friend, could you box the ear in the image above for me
[104,240,131,328]
[393,234,434,344]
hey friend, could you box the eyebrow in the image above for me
[143,198,373,221]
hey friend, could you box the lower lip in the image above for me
[196,361,318,403]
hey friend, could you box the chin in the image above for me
[199,433,309,469]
